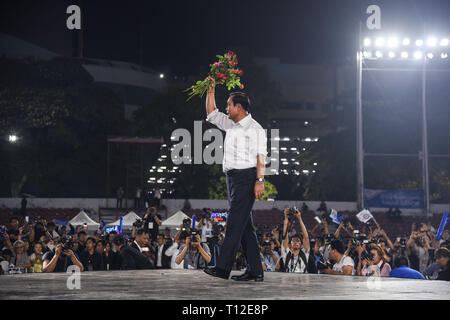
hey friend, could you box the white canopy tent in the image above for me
[161,210,190,228]
[106,211,142,229]
[68,210,100,232]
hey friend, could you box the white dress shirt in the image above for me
[206,109,267,172]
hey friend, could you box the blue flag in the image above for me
[119,216,123,234]
[436,212,448,241]
[192,215,196,229]
[99,220,106,231]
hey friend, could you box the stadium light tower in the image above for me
[357,25,449,217]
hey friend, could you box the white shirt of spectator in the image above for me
[200,220,213,243]
[157,244,164,267]
[206,109,267,173]
[165,243,183,269]
[281,247,310,273]
[332,255,355,275]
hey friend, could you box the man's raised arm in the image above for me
[206,76,217,116]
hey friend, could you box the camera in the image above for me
[325,233,336,244]
[133,219,143,228]
[190,228,198,243]
[351,230,361,246]
[61,236,74,251]
[317,260,333,270]
[183,218,191,229]
[288,207,297,219]
[361,250,374,261]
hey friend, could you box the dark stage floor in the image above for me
[0,269,449,300]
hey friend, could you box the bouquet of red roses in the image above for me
[184,50,244,101]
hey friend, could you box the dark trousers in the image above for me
[216,167,262,276]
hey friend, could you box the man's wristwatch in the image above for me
[256,178,264,182]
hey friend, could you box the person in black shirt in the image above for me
[436,248,450,281]
[102,241,119,271]
[75,231,87,256]
[42,242,84,273]
[143,207,162,243]
[112,234,153,270]
[80,237,104,271]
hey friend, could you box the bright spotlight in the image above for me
[442,53,448,59]
[414,51,423,59]
[159,73,165,79]
[363,38,371,47]
[388,51,396,58]
[402,38,411,46]
[387,37,398,47]
[400,51,409,59]
[426,53,434,59]
[440,38,449,46]
[427,37,437,47]
[8,135,18,143]
[375,37,385,47]
[375,50,383,58]
[415,39,424,47]
[363,51,372,58]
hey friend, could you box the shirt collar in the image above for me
[234,113,252,128]
[134,240,142,251]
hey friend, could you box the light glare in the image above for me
[402,38,410,46]
[375,37,385,47]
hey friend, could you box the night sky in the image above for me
[1,0,449,75]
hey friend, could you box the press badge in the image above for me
[148,222,154,229]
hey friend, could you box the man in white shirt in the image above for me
[203,77,267,282]
[321,239,355,275]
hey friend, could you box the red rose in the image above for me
[240,85,244,89]
[223,76,227,80]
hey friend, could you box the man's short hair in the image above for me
[112,234,125,246]
[136,229,149,236]
[157,233,164,238]
[13,240,24,247]
[77,230,87,237]
[9,216,19,223]
[330,239,345,254]
[394,255,409,268]
[229,92,251,112]
[86,237,97,245]
[97,240,106,247]
[290,233,303,243]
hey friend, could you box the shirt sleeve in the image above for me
[255,127,267,157]
[206,109,234,131]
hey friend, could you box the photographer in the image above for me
[357,243,391,277]
[435,247,450,281]
[142,206,162,243]
[261,239,279,272]
[166,232,188,269]
[277,208,315,273]
[406,227,432,273]
[320,239,355,275]
[42,239,84,273]
[176,232,211,269]
[79,237,104,271]
[112,234,154,270]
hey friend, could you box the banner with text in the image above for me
[364,189,424,209]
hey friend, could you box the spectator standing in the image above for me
[435,248,450,281]
[80,237,104,271]
[116,187,124,208]
[135,187,142,208]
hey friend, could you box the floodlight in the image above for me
[414,51,423,59]
[440,38,448,46]
[415,39,423,47]
[375,37,385,47]
[363,38,371,47]
[400,51,409,59]
[402,38,411,46]
[426,37,437,47]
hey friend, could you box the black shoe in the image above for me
[204,267,229,280]
[231,272,264,282]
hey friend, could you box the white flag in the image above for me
[356,209,373,223]
[329,209,341,224]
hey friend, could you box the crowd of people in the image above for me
[1,206,449,281]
